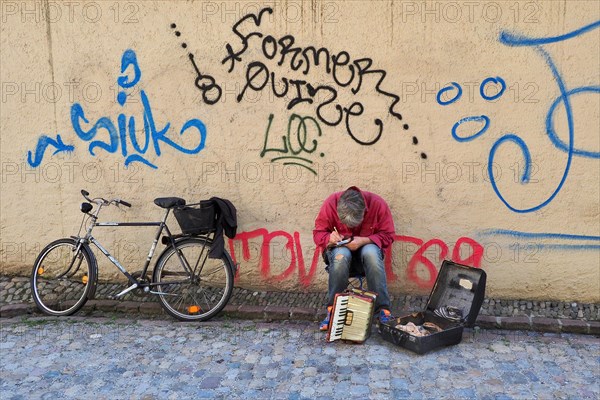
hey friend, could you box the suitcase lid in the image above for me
[425,260,487,327]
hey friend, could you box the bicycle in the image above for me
[30,190,236,321]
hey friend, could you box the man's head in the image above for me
[337,189,365,228]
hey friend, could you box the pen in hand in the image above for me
[329,227,342,247]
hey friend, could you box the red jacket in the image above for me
[313,186,396,250]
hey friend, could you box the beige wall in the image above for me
[1,0,599,302]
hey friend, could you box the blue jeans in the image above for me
[326,244,391,312]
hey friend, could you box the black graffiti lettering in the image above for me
[302,47,331,75]
[331,51,355,87]
[239,61,269,102]
[271,73,289,98]
[223,44,243,72]
[197,78,222,105]
[222,7,273,72]
[287,79,313,109]
[352,58,372,95]
[353,58,402,120]
[277,35,304,71]
[262,35,278,60]
[189,54,222,105]
[217,6,408,147]
[171,25,222,106]
[307,84,343,127]
[344,102,383,146]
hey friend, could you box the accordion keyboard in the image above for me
[327,294,374,343]
[329,296,349,341]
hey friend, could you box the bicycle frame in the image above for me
[76,201,209,297]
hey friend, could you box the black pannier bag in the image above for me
[378,260,486,354]
[173,201,216,235]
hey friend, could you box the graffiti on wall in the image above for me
[27,50,208,169]
[260,113,324,175]
[169,23,223,106]
[171,7,425,157]
[438,20,600,213]
[478,229,600,250]
[228,228,483,289]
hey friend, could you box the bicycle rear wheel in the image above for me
[31,238,93,316]
[153,238,234,321]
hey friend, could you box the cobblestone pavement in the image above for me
[1,312,598,399]
[2,275,599,321]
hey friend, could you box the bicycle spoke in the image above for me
[31,239,92,316]
[153,238,233,321]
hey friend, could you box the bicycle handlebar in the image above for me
[81,189,91,201]
[81,189,132,208]
[118,199,132,208]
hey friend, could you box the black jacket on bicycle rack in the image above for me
[208,197,237,259]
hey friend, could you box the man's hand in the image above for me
[327,230,344,247]
[344,236,372,251]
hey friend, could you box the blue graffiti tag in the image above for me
[27,134,74,167]
[117,49,142,89]
[436,82,462,105]
[480,77,506,101]
[499,20,600,47]
[28,49,207,169]
[451,115,490,142]
[488,48,570,212]
[489,22,600,212]
[488,134,532,185]
[546,86,600,159]
[442,22,599,213]
[478,229,600,250]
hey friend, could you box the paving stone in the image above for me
[559,319,589,334]
[114,301,139,313]
[237,305,266,319]
[589,321,600,335]
[501,316,531,331]
[264,305,290,320]
[0,304,34,318]
[531,317,561,333]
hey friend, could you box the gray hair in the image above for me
[337,189,365,228]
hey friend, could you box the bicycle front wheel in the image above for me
[31,238,93,316]
[153,238,234,321]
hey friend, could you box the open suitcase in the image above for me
[378,260,486,354]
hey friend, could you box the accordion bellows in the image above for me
[326,289,377,344]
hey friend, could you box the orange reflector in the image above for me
[188,305,201,313]
[82,275,88,284]
[38,267,44,275]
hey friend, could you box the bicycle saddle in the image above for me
[154,197,186,209]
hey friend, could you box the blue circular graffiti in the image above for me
[480,77,506,101]
[489,134,532,186]
[436,82,462,105]
[451,115,490,142]
[488,47,574,213]
[546,86,600,159]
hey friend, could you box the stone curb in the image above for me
[1,301,599,335]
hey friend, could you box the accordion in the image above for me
[326,289,377,343]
